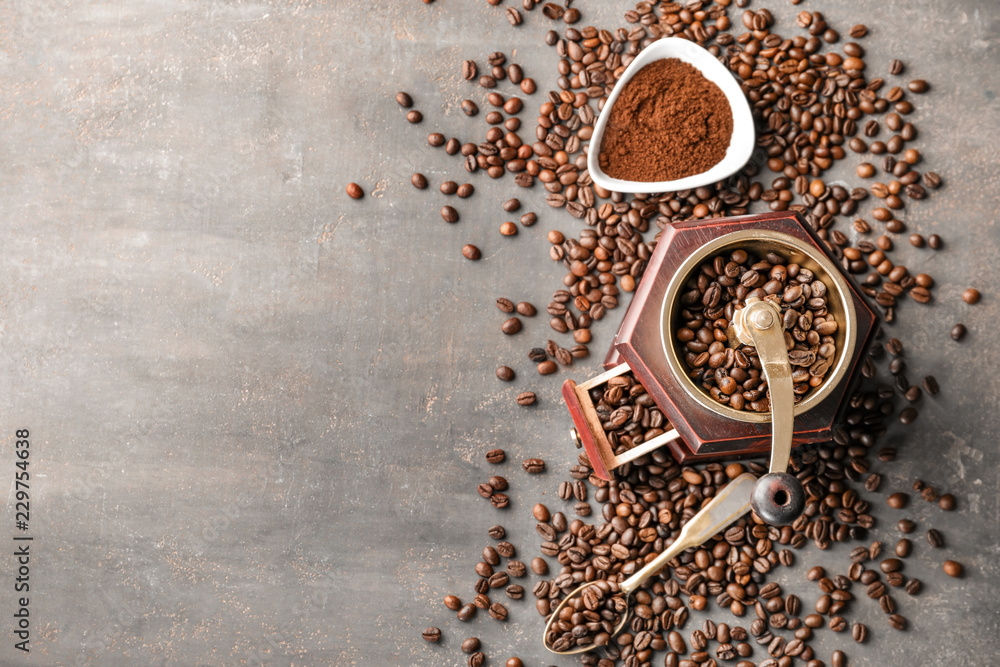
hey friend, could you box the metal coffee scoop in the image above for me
[543,472,757,654]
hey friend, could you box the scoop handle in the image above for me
[620,473,757,595]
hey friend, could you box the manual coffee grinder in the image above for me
[562,211,879,524]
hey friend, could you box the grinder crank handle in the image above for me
[736,299,805,526]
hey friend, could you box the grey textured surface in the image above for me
[1,0,998,665]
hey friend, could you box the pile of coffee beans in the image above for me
[544,581,628,652]
[397,1,974,665]
[675,248,838,412]
[588,371,672,455]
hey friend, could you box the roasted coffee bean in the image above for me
[895,538,912,558]
[485,449,505,464]
[461,637,481,654]
[888,614,907,631]
[943,560,964,577]
[515,302,536,317]
[537,360,557,375]
[898,518,916,533]
[927,529,944,548]
[462,60,478,81]
[411,173,428,189]
[422,627,441,643]
[441,206,459,223]
[469,652,485,667]
[457,183,475,198]
[346,183,364,199]
[501,317,522,334]
[457,603,476,621]
[962,288,981,304]
[522,458,545,474]
[939,494,957,510]
[905,578,922,595]
[887,492,908,509]
[490,493,508,508]
[496,366,515,382]
[899,407,918,424]
[406,110,422,123]
[462,244,481,260]
[516,391,536,406]
[531,557,548,576]
[951,323,967,341]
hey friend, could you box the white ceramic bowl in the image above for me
[587,38,755,194]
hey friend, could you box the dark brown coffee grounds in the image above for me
[598,58,733,182]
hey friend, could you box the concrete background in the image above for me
[0,0,997,665]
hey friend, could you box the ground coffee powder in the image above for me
[598,58,733,182]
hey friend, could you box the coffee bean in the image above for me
[440,181,458,195]
[807,566,825,581]
[852,622,867,643]
[490,492,509,509]
[346,183,363,199]
[537,360,557,375]
[457,603,476,621]
[905,578,922,595]
[469,651,485,667]
[516,391,536,406]
[939,493,956,510]
[887,492,908,509]
[951,323,967,341]
[422,627,441,643]
[406,110,422,123]
[515,302,536,317]
[888,614,907,631]
[908,79,929,93]
[461,99,479,116]
[880,558,903,573]
[408,173,429,191]
[495,541,514,558]
[461,637,480,654]
[496,366,515,382]
[441,206,459,223]
[501,317,521,334]
[531,557,548,575]
[927,528,944,548]
[462,60,478,81]
[942,560,964,577]
[505,7,522,25]
[527,348,547,363]
[897,519,915,533]
[962,288,981,304]
[499,221,517,236]
[832,650,847,667]
[865,473,882,492]
[899,407,918,424]
[928,233,943,248]
[395,91,413,108]
[522,458,545,474]
[489,601,508,620]
[427,132,444,147]
[457,183,475,198]
[485,448,505,464]
[496,297,515,313]
[462,244,481,260]
[895,538,912,558]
